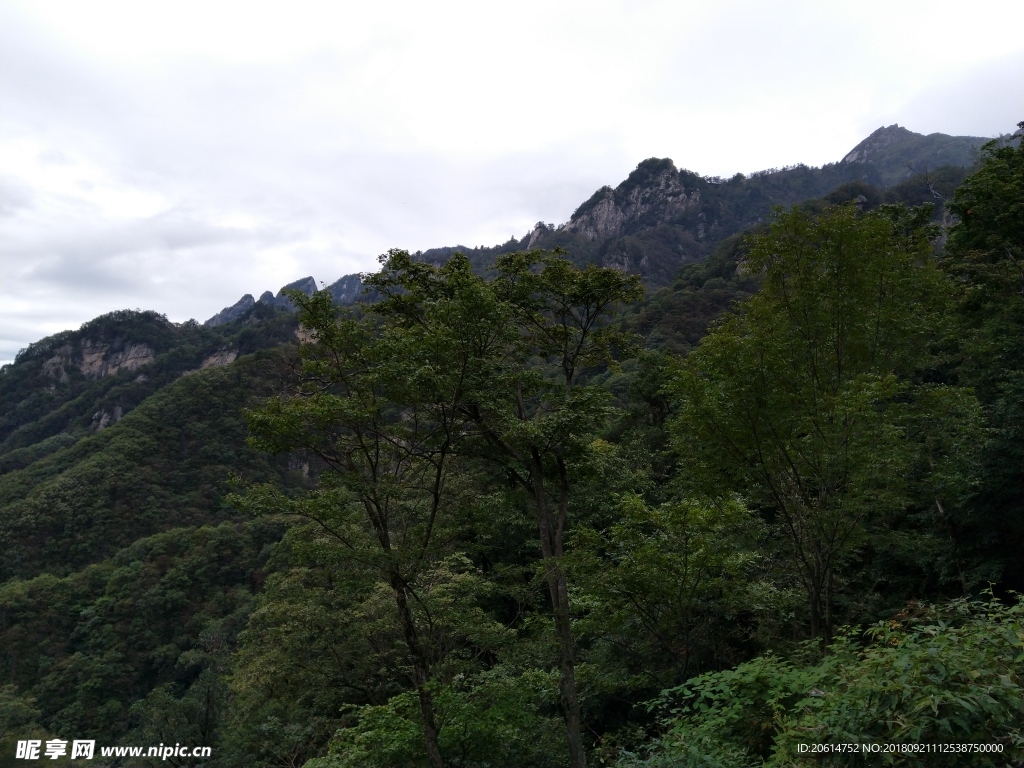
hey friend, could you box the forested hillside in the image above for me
[1,126,1022,768]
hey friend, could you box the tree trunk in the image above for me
[531,451,587,768]
[392,576,446,768]
[547,561,587,768]
[808,554,823,642]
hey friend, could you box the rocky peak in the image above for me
[204,294,255,327]
[329,274,364,305]
[561,158,701,241]
[259,276,318,311]
[525,222,556,248]
[204,277,319,324]
[839,124,989,186]
[279,276,318,297]
[842,124,918,164]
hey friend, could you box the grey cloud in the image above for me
[0,175,35,216]
[4,1,1023,368]
[887,55,1024,139]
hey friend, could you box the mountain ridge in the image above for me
[202,123,999,324]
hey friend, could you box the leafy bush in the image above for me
[628,594,1024,767]
[306,669,566,768]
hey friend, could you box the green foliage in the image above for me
[2,133,1021,768]
[668,204,981,637]
[945,128,1024,368]
[941,124,1024,591]
[572,495,775,682]
[308,669,566,768]
[628,594,1024,767]
[0,306,298,456]
[127,668,230,759]
[0,686,44,766]
[240,255,528,767]
[221,514,523,767]
[620,234,760,356]
[944,125,1024,389]
[0,350,294,581]
[0,433,78,477]
[234,249,644,768]
[0,520,283,738]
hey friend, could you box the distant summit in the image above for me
[204,294,255,327]
[204,275,365,326]
[205,276,318,326]
[841,124,918,163]
[840,124,987,186]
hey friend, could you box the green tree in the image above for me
[943,124,1024,589]
[946,124,1024,303]
[367,249,643,768]
[242,262,500,768]
[572,494,775,684]
[668,204,980,639]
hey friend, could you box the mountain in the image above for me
[204,294,255,327]
[0,307,300,460]
[203,124,996,324]
[205,276,319,326]
[5,123,998,472]
[840,123,988,185]
[2,122,1019,761]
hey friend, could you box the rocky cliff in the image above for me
[0,308,298,453]
[329,274,364,305]
[79,340,156,378]
[561,158,704,241]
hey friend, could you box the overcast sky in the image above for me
[2,0,1022,364]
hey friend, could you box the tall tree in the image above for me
[668,204,980,639]
[366,249,643,768]
[244,262,501,768]
[942,123,1024,589]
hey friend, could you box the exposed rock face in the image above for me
[560,159,702,242]
[201,349,238,368]
[204,294,255,327]
[525,222,556,248]
[564,190,624,240]
[92,404,123,430]
[259,276,318,311]
[42,345,73,383]
[841,125,917,164]
[295,325,315,344]
[329,274,364,305]
[79,341,155,378]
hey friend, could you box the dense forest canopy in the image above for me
[1,126,1022,767]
